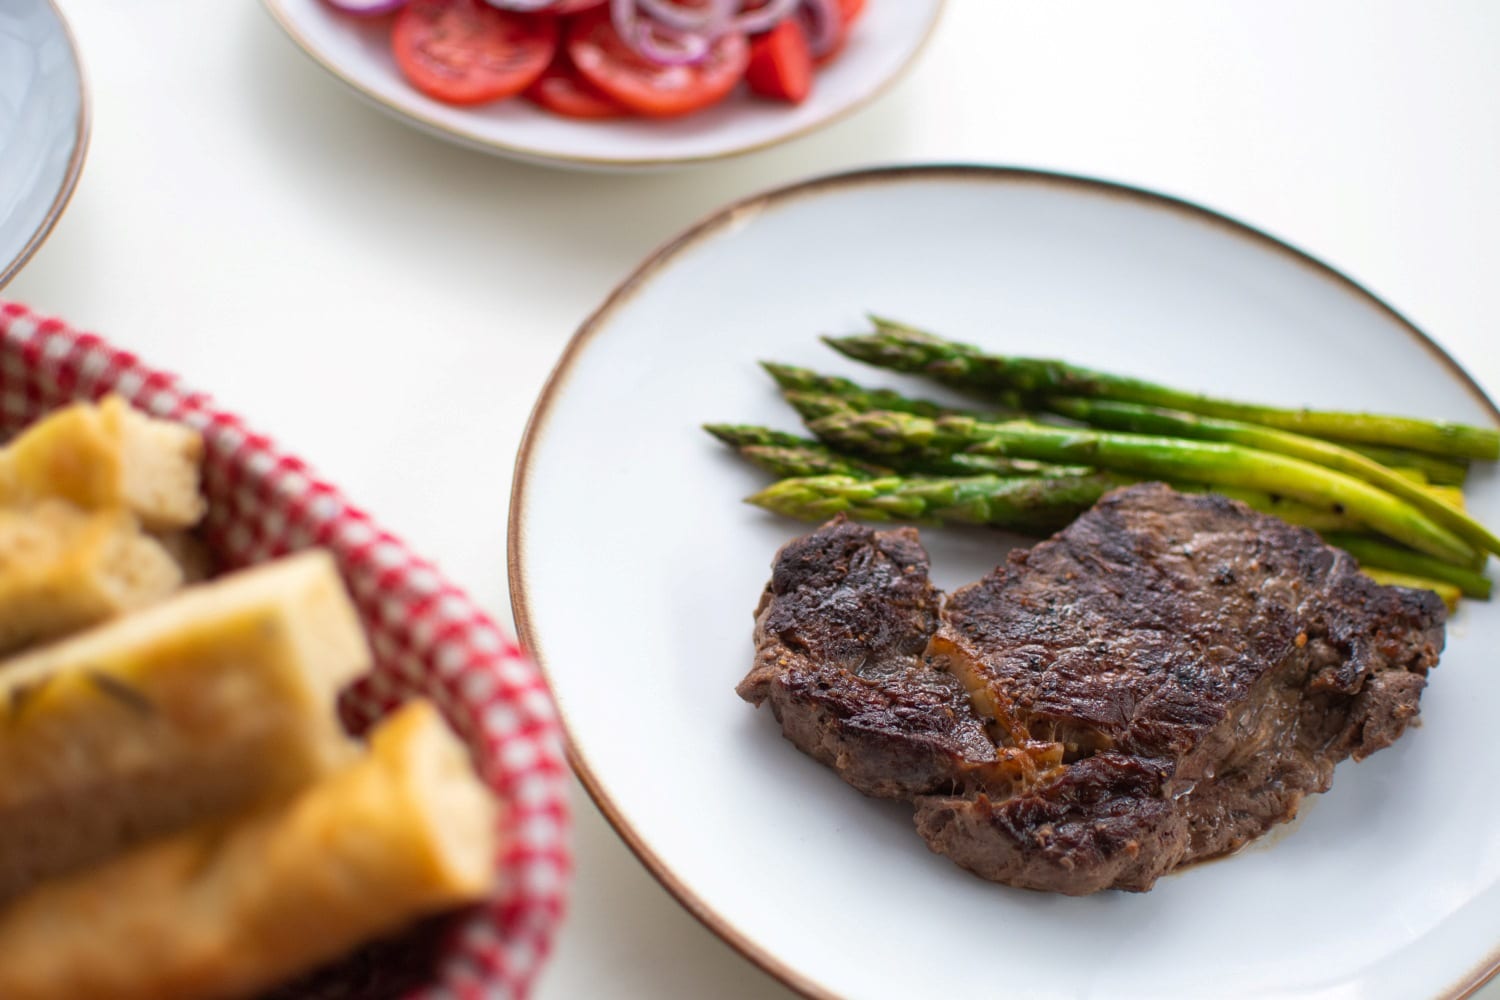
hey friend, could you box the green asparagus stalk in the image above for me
[747,472,1365,538]
[823,319,1500,461]
[745,472,1453,598]
[782,396,1392,535]
[1428,484,1467,510]
[704,424,893,478]
[740,445,885,479]
[707,418,1090,479]
[711,424,1359,532]
[1324,534,1492,600]
[805,408,1477,564]
[1359,568,1462,611]
[760,362,1011,419]
[762,365,1470,484]
[765,379,1472,534]
[1043,396,1500,557]
[704,424,821,451]
[1345,444,1468,486]
[1196,487,1360,532]
[776,397,1094,478]
[748,473,1133,532]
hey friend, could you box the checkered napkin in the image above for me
[0,301,571,1000]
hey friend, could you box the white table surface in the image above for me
[9,2,1499,997]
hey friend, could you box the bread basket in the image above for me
[0,301,571,999]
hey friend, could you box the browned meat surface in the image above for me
[738,518,995,799]
[739,484,1446,893]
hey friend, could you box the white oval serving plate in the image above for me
[261,0,942,170]
[0,0,88,288]
[510,166,1500,999]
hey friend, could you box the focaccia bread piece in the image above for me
[0,395,204,530]
[0,550,367,899]
[0,701,499,1000]
[0,500,182,655]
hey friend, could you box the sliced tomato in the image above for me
[566,11,750,118]
[548,0,607,11]
[525,58,632,118]
[392,0,557,106]
[745,19,812,104]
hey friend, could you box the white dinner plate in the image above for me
[510,166,1500,999]
[0,0,88,289]
[261,0,942,170]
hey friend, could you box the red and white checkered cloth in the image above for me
[0,301,571,1000]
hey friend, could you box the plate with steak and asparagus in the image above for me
[510,166,1500,1000]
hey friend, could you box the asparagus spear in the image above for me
[748,473,1133,533]
[1428,485,1466,510]
[1043,396,1500,557]
[763,365,1469,485]
[1324,533,1492,600]
[707,420,1090,479]
[804,407,1477,563]
[777,397,1093,478]
[744,472,1459,599]
[1359,568,1462,612]
[1196,487,1360,532]
[1346,443,1468,486]
[824,319,1500,461]
[760,362,1011,419]
[747,472,1367,538]
[740,445,883,479]
[704,424,893,478]
[704,424,822,451]
[711,422,1360,532]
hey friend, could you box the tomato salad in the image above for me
[324,0,868,118]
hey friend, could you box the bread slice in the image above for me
[152,529,216,584]
[0,701,499,1000]
[0,549,368,899]
[0,500,182,656]
[0,396,204,530]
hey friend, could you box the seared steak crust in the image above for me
[738,517,995,798]
[740,485,1446,893]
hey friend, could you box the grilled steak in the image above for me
[740,484,1445,894]
[738,518,995,799]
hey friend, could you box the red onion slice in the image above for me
[611,0,714,65]
[323,0,409,14]
[482,0,564,9]
[797,0,842,56]
[732,0,798,34]
[633,22,712,65]
[635,0,719,31]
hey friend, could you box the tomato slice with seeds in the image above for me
[525,59,633,119]
[566,11,750,118]
[392,0,558,106]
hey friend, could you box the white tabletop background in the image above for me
[9,2,1499,996]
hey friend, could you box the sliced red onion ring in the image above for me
[634,22,712,64]
[323,0,409,14]
[468,0,812,67]
[611,0,713,65]
[636,0,720,31]
[732,0,799,34]
[483,0,564,9]
[797,0,842,56]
